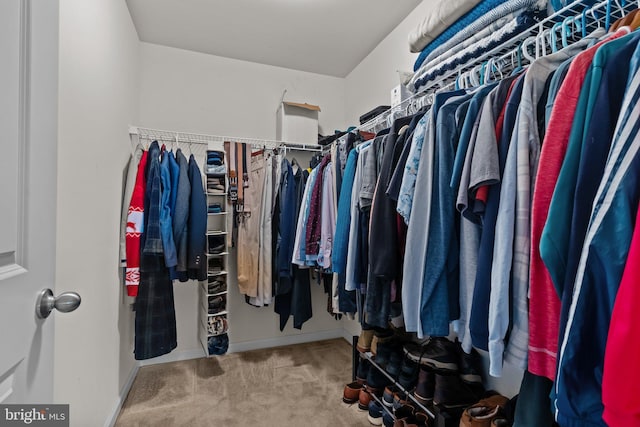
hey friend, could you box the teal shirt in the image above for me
[540,33,634,296]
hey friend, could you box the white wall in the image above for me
[136,42,348,357]
[55,0,140,425]
[344,1,430,125]
[138,42,348,139]
[343,0,525,397]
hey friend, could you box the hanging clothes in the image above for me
[125,149,148,297]
[120,143,144,270]
[135,141,177,360]
[187,154,207,281]
[173,149,191,282]
[237,150,265,297]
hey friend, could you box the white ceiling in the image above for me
[126,0,422,77]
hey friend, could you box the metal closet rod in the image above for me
[355,0,636,133]
[129,125,322,152]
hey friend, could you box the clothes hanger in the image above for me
[605,0,625,30]
[551,22,562,52]
[521,36,536,63]
[561,16,574,49]
[591,6,603,31]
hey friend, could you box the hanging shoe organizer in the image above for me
[198,149,230,357]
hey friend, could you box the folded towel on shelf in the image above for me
[412,0,548,71]
[411,11,540,91]
[408,0,482,53]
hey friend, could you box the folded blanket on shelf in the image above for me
[408,0,482,53]
[413,0,548,71]
[420,7,526,68]
[411,12,540,91]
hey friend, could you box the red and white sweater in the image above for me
[125,150,148,297]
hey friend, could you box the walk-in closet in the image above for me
[2,0,639,426]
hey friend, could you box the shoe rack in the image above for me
[352,337,462,427]
[198,150,230,357]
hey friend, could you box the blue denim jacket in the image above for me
[160,151,178,270]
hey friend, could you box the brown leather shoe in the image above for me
[459,394,509,427]
[342,381,363,404]
[394,412,431,427]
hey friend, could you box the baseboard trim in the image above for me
[104,364,139,427]
[137,348,206,367]
[228,329,344,353]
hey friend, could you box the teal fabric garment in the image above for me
[541,33,636,297]
[540,67,593,296]
[332,149,359,275]
[554,61,640,427]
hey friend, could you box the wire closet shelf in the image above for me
[357,0,637,133]
[129,126,323,153]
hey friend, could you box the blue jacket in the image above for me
[187,155,207,281]
[419,92,471,335]
[173,149,191,281]
[160,152,178,272]
[276,159,297,291]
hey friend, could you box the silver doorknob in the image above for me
[36,288,81,319]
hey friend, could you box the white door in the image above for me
[0,0,71,406]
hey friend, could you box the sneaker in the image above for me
[359,386,381,411]
[404,338,458,372]
[368,400,384,426]
[342,381,363,404]
[382,409,394,427]
[459,344,483,385]
[382,385,397,408]
[433,372,482,409]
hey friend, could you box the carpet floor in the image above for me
[115,338,368,426]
